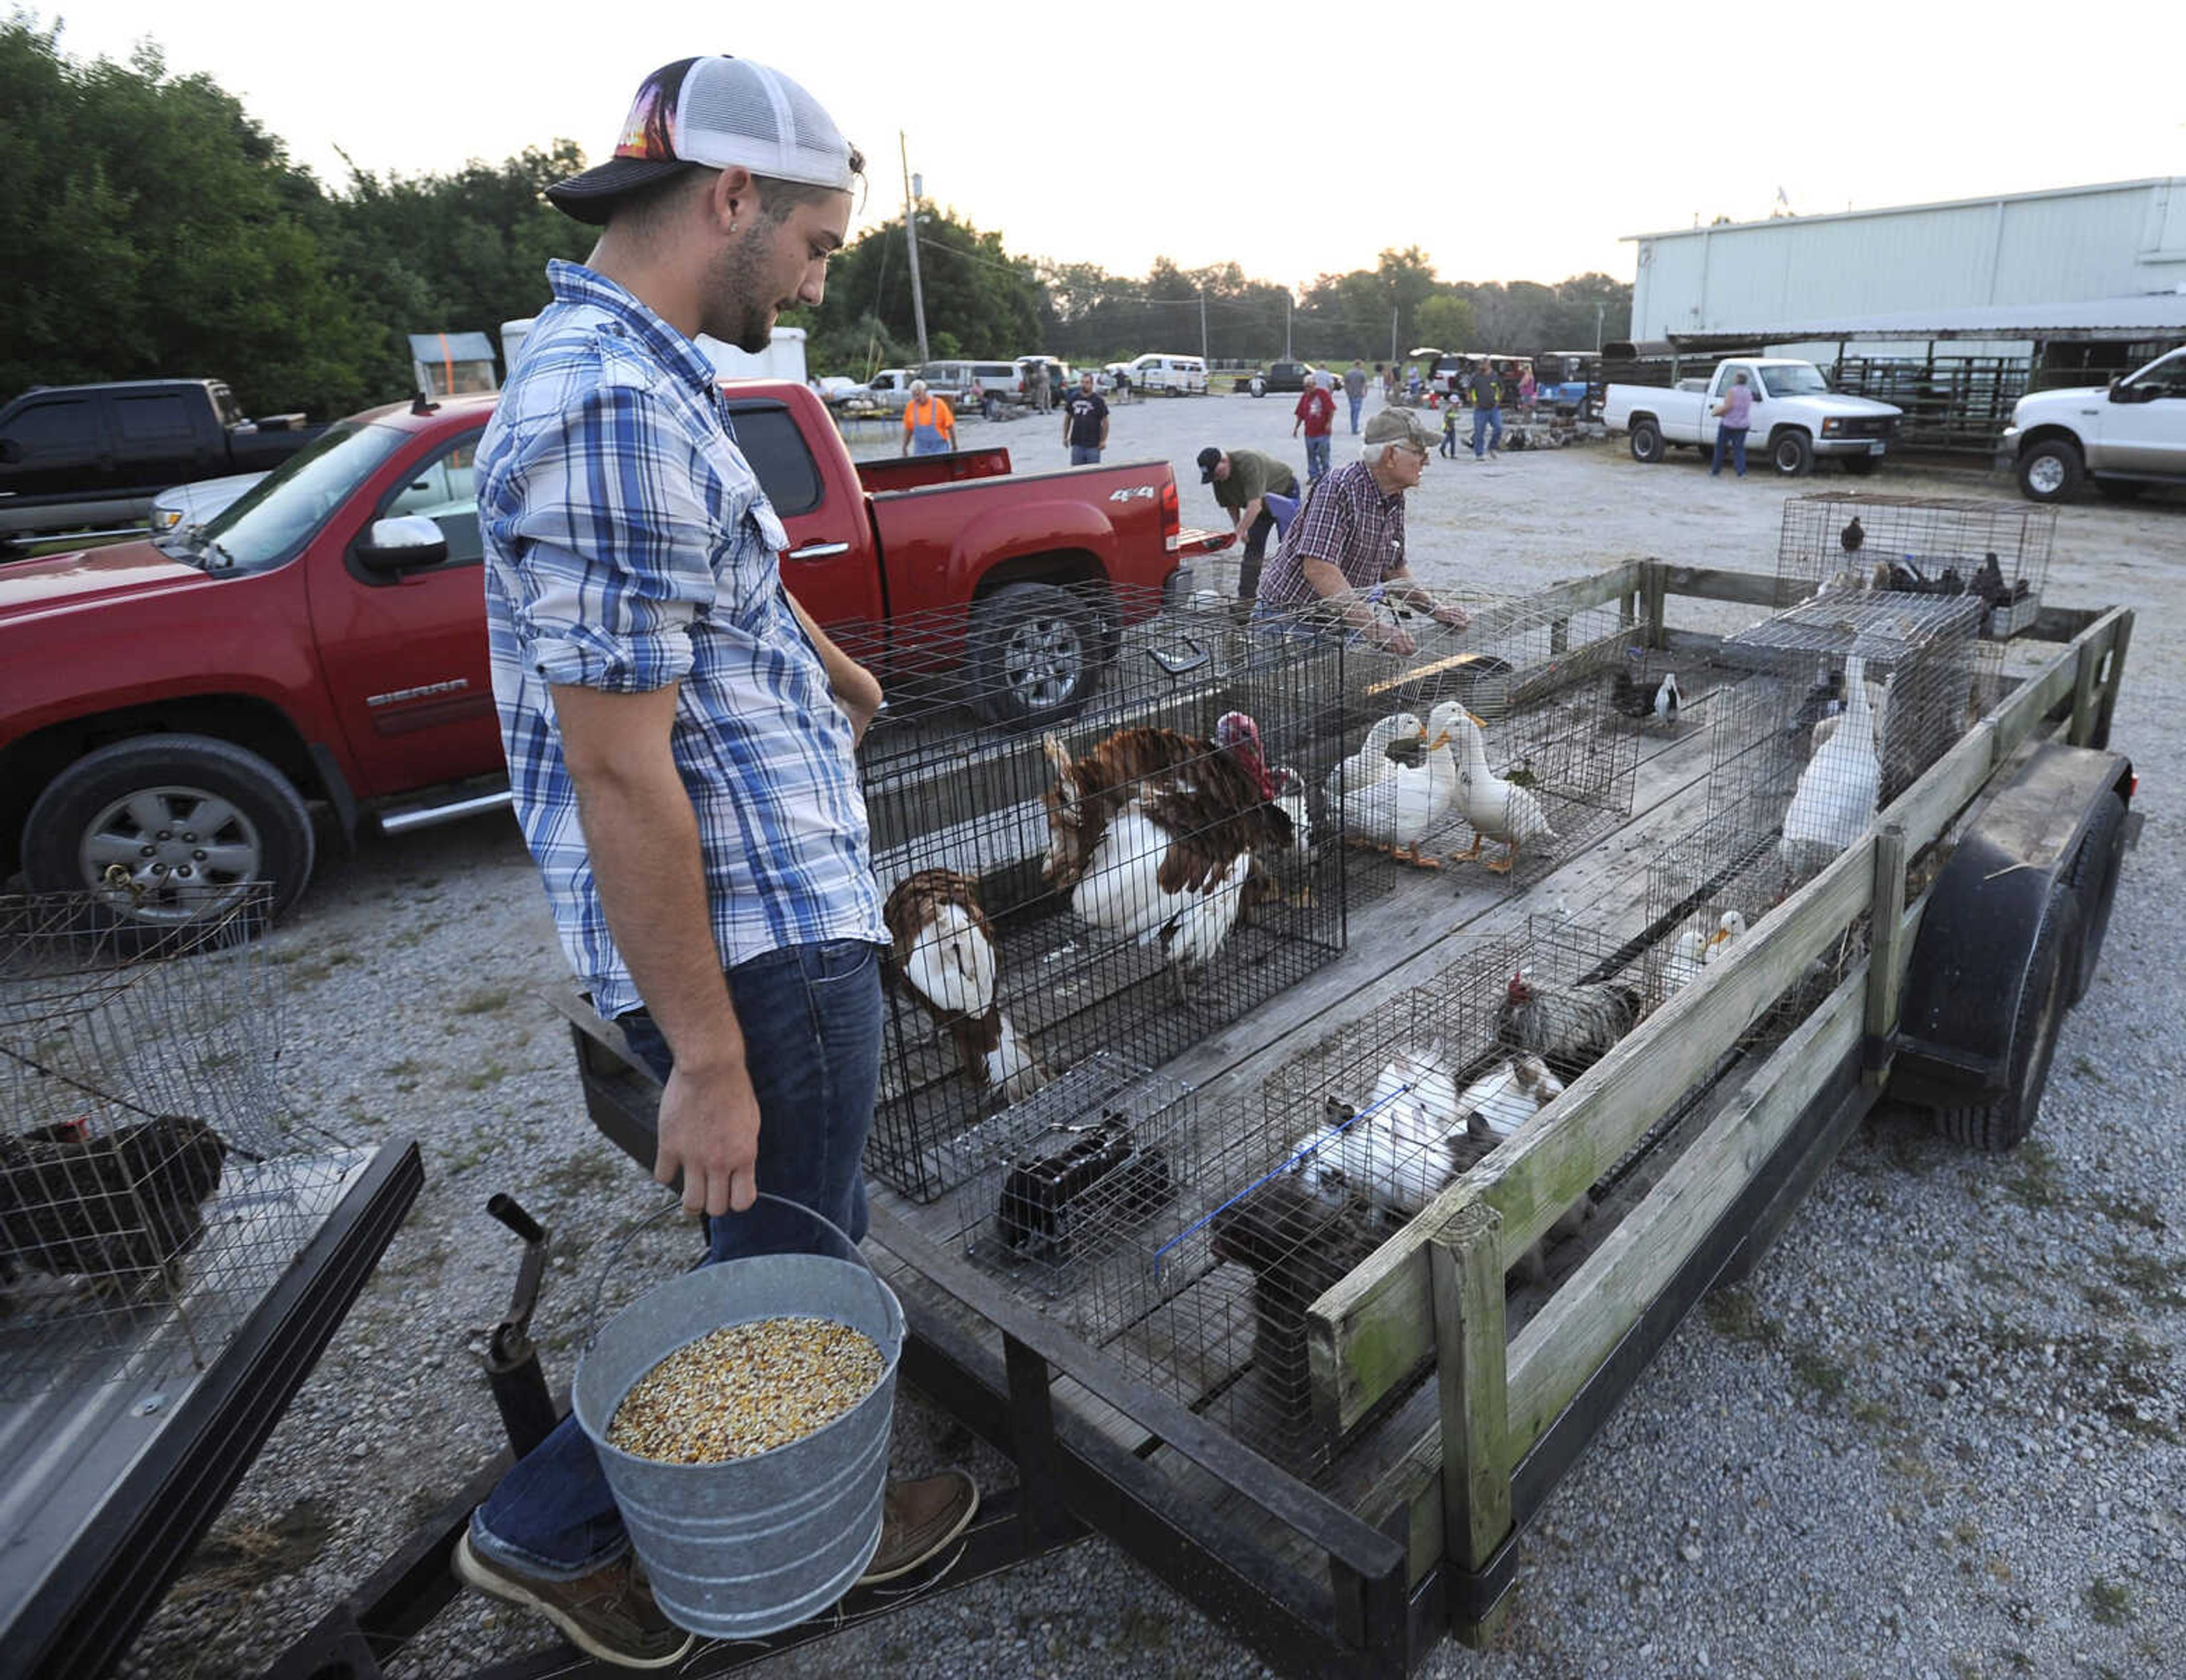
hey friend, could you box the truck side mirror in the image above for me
[355,513,449,574]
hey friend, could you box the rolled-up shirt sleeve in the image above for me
[490,383,717,693]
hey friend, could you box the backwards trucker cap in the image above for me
[1197,447,1224,482]
[545,56,858,225]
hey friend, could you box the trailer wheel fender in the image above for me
[1888,744,2131,1146]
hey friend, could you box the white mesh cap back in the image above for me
[674,58,855,192]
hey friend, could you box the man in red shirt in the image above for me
[1293,372,1337,485]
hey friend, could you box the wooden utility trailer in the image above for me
[265,562,2133,1679]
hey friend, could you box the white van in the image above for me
[1127,353,1209,396]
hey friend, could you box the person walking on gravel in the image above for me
[1061,369,1110,464]
[1293,372,1337,484]
[460,54,976,1669]
[1343,359,1369,433]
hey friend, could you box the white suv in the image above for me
[2000,346,2186,503]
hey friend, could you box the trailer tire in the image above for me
[1628,418,1665,463]
[1769,430,1815,477]
[965,581,1103,728]
[1933,884,2078,1154]
[22,734,314,947]
[2061,790,2127,1007]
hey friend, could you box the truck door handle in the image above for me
[785,541,850,561]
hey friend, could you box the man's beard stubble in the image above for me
[703,224,776,353]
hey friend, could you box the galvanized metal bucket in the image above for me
[572,1193,903,1638]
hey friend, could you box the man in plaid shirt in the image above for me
[1255,408,1469,657]
[459,56,975,1666]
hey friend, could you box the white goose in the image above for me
[1336,711,1458,869]
[1781,654,1881,876]
[1443,703,1558,874]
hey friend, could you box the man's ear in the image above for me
[710,166,755,232]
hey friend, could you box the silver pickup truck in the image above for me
[1999,345,2186,503]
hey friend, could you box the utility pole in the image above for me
[1390,307,1398,368]
[1284,294,1293,359]
[899,132,930,366]
[1199,289,1208,361]
[1594,300,1606,350]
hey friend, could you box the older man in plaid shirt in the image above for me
[460,55,975,1667]
[1255,408,1469,656]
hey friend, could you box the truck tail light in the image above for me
[1161,478,1181,553]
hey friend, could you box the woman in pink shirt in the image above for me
[1710,370,1755,478]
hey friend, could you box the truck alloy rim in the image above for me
[999,614,1086,709]
[78,785,263,920]
[2026,455,2066,495]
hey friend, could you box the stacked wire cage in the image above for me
[1775,493,2054,640]
[1006,918,1648,1478]
[1333,586,1643,896]
[842,591,1348,1201]
[0,891,348,1398]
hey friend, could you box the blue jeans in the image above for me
[1304,434,1331,482]
[1440,425,1459,458]
[1472,405,1503,456]
[1347,394,1363,433]
[1711,426,1748,476]
[1069,443,1102,465]
[469,937,885,1580]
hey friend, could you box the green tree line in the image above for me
[2,18,1629,418]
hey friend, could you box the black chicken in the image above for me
[1971,553,2010,608]
[1840,516,1864,554]
[1608,648,1656,720]
[1496,970,1643,1082]
[0,1114,228,1294]
[1210,1173,1382,1423]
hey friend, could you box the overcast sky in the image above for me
[46,3,2186,290]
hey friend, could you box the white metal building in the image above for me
[1626,178,2186,342]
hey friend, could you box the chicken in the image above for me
[1840,515,1864,554]
[1289,1043,1464,1216]
[1444,703,1558,874]
[0,1114,228,1294]
[1608,649,1657,720]
[884,870,1045,1103]
[1781,654,1881,878]
[1497,968,1642,1081]
[1654,670,1683,729]
[1209,1172,1384,1423]
[1041,713,1297,1001]
[1452,1053,1567,1140]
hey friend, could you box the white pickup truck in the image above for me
[1998,345,2186,503]
[1603,356,1902,477]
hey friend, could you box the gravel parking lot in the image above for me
[118,391,2183,1679]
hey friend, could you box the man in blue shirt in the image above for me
[455,55,975,1666]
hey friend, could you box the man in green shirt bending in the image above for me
[1197,444,1300,607]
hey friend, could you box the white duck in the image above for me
[1328,712,1424,808]
[1335,710,1459,868]
[1663,910,1748,996]
[1780,654,1881,876]
[1705,910,1748,960]
[1443,703,1558,874]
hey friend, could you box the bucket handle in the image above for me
[580,1192,889,1352]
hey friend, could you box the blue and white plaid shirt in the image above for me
[479,260,885,1021]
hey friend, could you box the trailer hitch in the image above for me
[479,1193,559,1460]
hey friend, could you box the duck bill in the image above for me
[1465,710,1488,728]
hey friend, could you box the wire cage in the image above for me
[855,595,1349,1201]
[0,891,348,1399]
[1706,594,1987,886]
[1042,919,1647,1478]
[1334,589,1642,895]
[1775,493,2055,639]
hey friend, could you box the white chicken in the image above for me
[1336,709,1460,868]
[1291,1043,1464,1216]
[1452,1053,1567,1140]
[1780,654,1881,877]
[1654,670,1683,729]
[1443,703,1559,874]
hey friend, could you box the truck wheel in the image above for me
[966,582,1103,727]
[2016,439,2082,504]
[22,734,315,942]
[1769,430,1815,476]
[2061,790,2127,1007]
[1628,419,1665,463]
[1933,885,2079,1153]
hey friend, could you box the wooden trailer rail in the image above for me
[1303,579,2132,1638]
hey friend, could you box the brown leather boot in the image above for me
[856,1470,979,1584]
[454,1533,694,1669]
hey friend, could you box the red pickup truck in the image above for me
[0,381,1215,936]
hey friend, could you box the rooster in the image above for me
[0,1114,228,1295]
[1496,969,1643,1082]
[884,870,1045,1103]
[1040,712,1297,1000]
